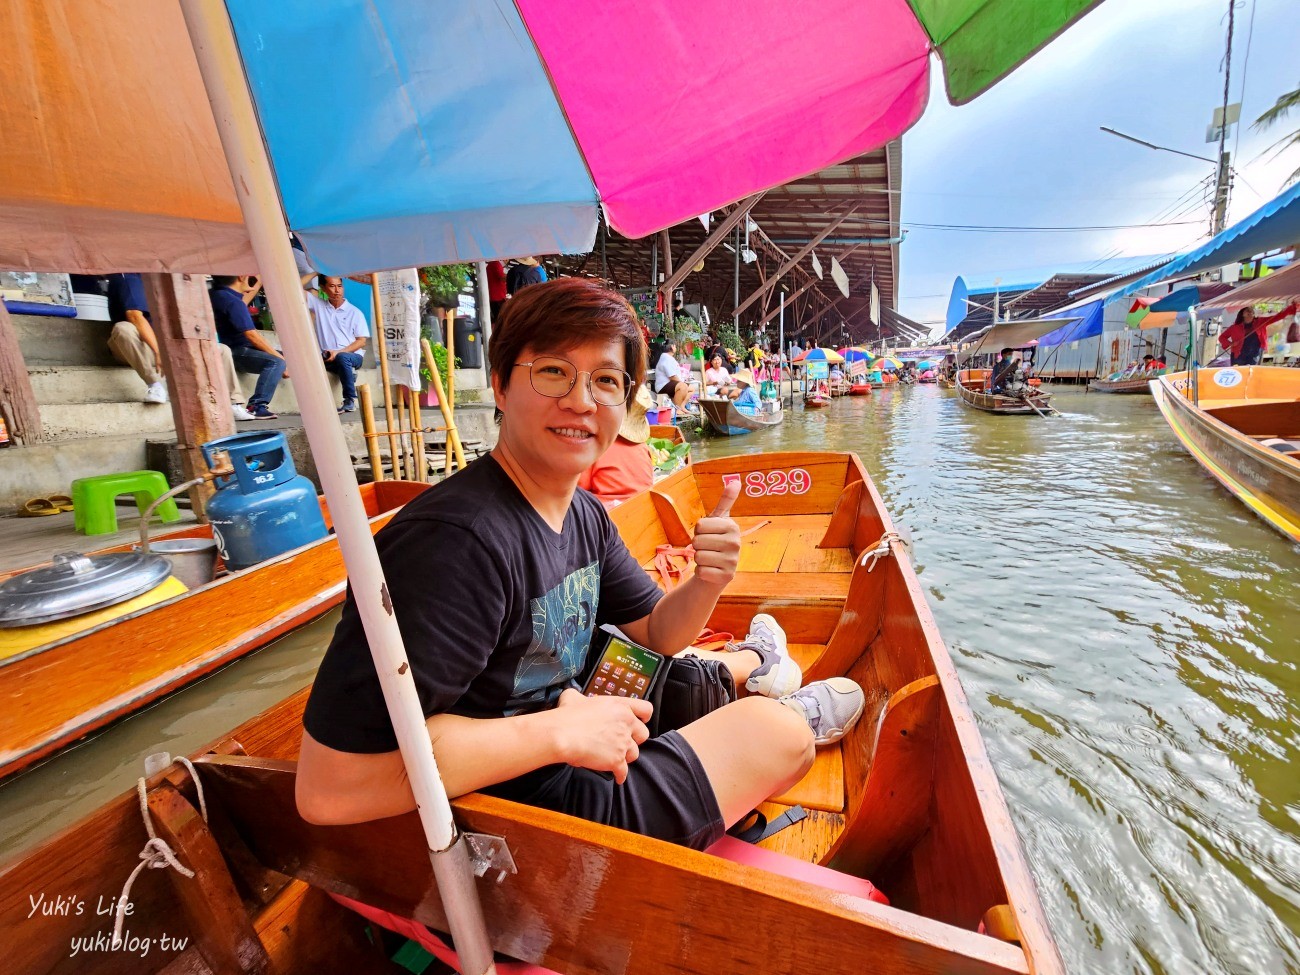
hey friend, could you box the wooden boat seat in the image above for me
[771,742,844,812]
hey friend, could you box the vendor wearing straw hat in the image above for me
[577,384,655,509]
[732,369,762,416]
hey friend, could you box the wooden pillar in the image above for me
[142,273,235,519]
[0,299,43,444]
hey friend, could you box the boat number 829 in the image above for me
[744,468,812,497]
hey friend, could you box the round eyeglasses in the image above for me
[513,356,634,407]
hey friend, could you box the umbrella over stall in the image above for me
[0,1,1106,970]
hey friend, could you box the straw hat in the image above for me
[733,369,755,387]
[619,384,654,444]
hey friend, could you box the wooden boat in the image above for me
[938,377,956,389]
[0,479,426,782]
[0,452,1063,975]
[848,383,871,395]
[1151,366,1300,541]
[1088,375,1156,394]
[957,369,1054,415]
[700,397,784,436]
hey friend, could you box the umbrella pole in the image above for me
[179,3,497,972]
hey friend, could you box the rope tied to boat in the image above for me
[653,520,772,590]
[112,755,208,948]
[859,532,903,572]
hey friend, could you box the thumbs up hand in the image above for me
[691,475,742,588]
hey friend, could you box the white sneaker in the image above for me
[736,613,802,698]
[143,381,169,404]
[780,678,866,746]
[231,403,256,421]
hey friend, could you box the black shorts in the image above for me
[481,730,724,850]
[657,379,683,399]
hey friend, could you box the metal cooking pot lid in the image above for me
[0,550,173,628]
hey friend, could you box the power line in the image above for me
[897,218,1204,234]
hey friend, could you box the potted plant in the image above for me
[419,264,469,311]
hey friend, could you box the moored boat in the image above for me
[1088,375,1157,394]
[0,452,1063,975]
[0,480,426,781]
[701,397,784,436]
[1151,366,1300,541]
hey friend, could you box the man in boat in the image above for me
[989,348,1018,393]
[297,278,865,849]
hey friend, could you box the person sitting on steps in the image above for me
[302,275,371,413]
[295,278,866,850]
[210,275,288,421]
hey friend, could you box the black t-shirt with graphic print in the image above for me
[303,454,663,755]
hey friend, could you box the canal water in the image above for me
[0,383,1296,974]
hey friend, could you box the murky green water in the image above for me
[1,384,1296,973]
[693,384,1300,975]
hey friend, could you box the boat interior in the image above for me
[1181,368,1300,458]
[2,453,1049,975]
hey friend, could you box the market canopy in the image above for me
[1208,260,1300,310]
[1,0,1105,276]
[961,317,1082,357]
[1114,182,1300,300]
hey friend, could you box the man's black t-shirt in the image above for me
[303,454,663,755]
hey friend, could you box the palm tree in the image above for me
[1254,82,1300,186]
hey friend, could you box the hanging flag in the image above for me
[831,257,850,298]
[698,212,711,231]
[376,269,422,390]
[811,250,823,280]
[870,280,880,326]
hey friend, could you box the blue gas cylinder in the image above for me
[200,432,328,571]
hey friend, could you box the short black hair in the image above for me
[1000,348,1014,356]
[211,275,240,289]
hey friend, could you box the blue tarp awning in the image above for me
[1114,182,1300,300]
[1038,298,1103,346]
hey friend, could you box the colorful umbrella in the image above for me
[795,347,846,364]
[0,0,1107,273]
[877,356,905,370]
[1126,296,1155,328]
[838,347,876,363]
[916,359,935,370]
[1149,283,1235,312]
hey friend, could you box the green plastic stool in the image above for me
[70,470,181,536]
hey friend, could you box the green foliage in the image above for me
[1254,82,1300,186]
[713,323,744,355]
[418,320,459,386]
[419,264,470,307]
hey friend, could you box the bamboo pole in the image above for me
[409,390,427,483]
[396,385,412,480]
[369,273,402,471]
[444,309,456,405]
[357,383,384,482]
[180,5,496,971]
[421,338,467,473]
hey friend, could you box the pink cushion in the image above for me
[704,835,889,904]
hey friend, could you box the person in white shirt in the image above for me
[653,341,692,412]
[304,276,370,413]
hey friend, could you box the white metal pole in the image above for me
[475,260,492,376]
[179,4,496,971]
[778,290,785,403]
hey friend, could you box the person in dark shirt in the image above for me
[297,278,865,849]
[209,275,287,419]
[505,257,547,295]
[106,272,253,419]
[989,348,1017,392]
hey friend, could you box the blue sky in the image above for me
[898,0,1300,328]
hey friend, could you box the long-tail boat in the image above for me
[0,480,426,783]
[0,451,1063,975]
[956,369,1055,415]
[700,397,785,435]
[1151,366,1300,541]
